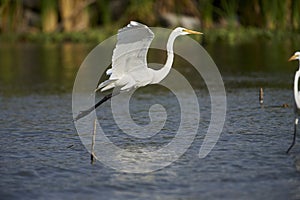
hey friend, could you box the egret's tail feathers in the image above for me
[95,79,116,92]
[101,84,115,92]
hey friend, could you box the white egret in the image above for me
[75,21,202,120]
[287,51,300,153]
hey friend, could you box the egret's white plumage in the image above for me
[287,51,300,153]
[289,52,300,110]
[96,21,202,92]
[75,21,202,121]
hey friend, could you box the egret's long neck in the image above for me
[152,31,179,83]
[294,65,300,110]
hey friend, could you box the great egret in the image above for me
[75,21,202,121]
[287,51,300,153]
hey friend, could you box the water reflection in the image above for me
[0,43,94,95]
[0,40,298,95]
[206,39,297,73]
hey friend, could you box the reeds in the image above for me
[59,0,90,32]
[291,0,300,30]
[1,0,300,43]
[41,0,58,32]
[126,0,155,24]
[261,0,291,30]
[215,0,238,28]
[0,0,22,32]
[199,0,214,29]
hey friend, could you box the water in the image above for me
[1,42,300,199]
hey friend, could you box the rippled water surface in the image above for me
[1,43,300,199]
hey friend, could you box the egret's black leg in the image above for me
[287,118,298,154]
[74,92,116,121]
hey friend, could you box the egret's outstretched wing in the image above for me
[109,21,154,80]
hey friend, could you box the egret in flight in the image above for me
[287,51,300,153]
[75,21,202,120]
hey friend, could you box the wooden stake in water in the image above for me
[258,87,289,108]
[259,87,264,106]
[91,119,97,164]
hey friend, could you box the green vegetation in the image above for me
[0,0,300,44]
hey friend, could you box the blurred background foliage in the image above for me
[0,0,300,44]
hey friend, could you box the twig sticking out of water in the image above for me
[258,88,289,108]
[259,87,264,106]
[258,88,292,153]
[91,119,98,164]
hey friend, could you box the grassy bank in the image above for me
[204,27,300,45]
[1,26,299,45]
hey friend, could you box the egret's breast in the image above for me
[129,68,153,87]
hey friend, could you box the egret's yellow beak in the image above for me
[288,54,298,61]
[183,29,203,35]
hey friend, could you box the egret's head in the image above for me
[289,51,300,61]
[174,27,203,36]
